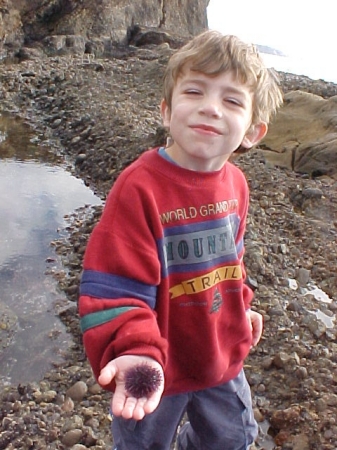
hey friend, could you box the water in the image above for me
[0,113,101,388]
[288,279,335,328]
[260,52,337,84]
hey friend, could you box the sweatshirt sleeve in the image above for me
[78,169,168,390]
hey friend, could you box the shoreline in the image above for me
[0,48,336,449]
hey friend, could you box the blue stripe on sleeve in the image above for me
[80,270,157,309]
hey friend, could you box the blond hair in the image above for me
[163,30,283,125]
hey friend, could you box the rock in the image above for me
[62,396,75,412]
[0,0,208,57]
[296,267,310,286]
[308,316,327,338]
[292,433,310,450]
[322,393,337,406]
[61,429,83,446]
[273,352,297,369]
[315,397,327,412]
[270,405,302,429]
[88,383,102,395]
[260,91,337,177]
[75,154,87,165]
[62,415,84,432]
[295,366,308,379]
[126,25,177,48]
[287,300,303,312]
[66,381,88,401]
[33,389,58,403]
[16,46,46,60]
[84,427,98,446]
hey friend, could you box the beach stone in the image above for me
[33,389,57,403]
[66,381,88,401]
[84,427,98,446]
[75,153,87,165]
[296,268,310,286]
[273,352,300,370]
[315,398,327,412]
[62,396,75,412]
[308,317,326,338]
[291,433,310,450]
[270,405,301,429]
[61,429,83,446]
[62,415,84,434]
[322,393,337,406]
[88,383,102,394]
[295,366,308,379]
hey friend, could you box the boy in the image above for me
[79,30,283,449]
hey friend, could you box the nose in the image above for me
[199,95,223,118]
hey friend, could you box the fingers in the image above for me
[111,388,138,419]
[251,313,263,346]
[246,309,263,347]
[142,391,162,415]
[98,362,117,386]
[112,372,164,420]
[251,328,261,346]
[105,355,164,420]
[112,388,162,421]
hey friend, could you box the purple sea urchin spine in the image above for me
[124,363,162,399]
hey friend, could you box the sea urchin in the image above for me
[124,363,162,399]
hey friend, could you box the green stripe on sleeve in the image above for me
[80,306,138,333]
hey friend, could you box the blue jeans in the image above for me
[112,369,257,450]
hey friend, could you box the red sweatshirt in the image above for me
[79,148,254,395]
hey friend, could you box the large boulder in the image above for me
[0,0,209,53]
[260,90,337,177]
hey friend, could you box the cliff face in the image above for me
[0,0,209,51]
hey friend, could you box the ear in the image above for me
[160,99,171,128]
[241,122,268,149]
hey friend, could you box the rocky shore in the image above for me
[0,43,337,450]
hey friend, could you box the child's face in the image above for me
[161,68,267,172]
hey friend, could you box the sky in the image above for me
[207,0,336,60]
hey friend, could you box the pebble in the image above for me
[270,406,301,428]
[296,267,311,286]
[66,381,88,401]
[61,429,83,446]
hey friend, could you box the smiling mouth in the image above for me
[191,124,222,135]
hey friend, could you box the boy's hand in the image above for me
[98,355,164,421]
[246,309,263,347]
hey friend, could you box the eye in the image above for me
[225,97,242,107]
[185,89,202,95]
